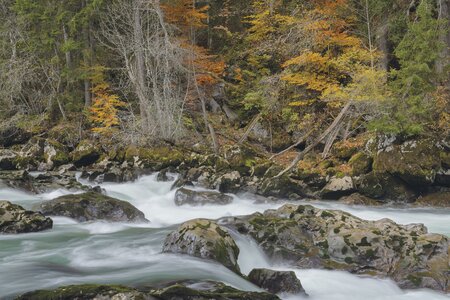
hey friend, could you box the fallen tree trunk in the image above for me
[274,102,353,178]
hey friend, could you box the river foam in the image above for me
[0,174,448,299]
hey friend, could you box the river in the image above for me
[0,174,449,299]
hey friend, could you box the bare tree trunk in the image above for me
[322,123,342,159]
[365,0,375,70]
[62,25,71,69]
[238,113,261,144]
[270,128,315,160]
[133,0,149,129]
[436,0,449,75]
[274,102,352,178]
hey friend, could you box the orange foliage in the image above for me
[162,0,225,87]
[282,0,372,104]
[88,66,126,134]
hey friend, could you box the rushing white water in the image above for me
[0,174,449,299]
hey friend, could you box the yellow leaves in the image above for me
[88,65,126,134]
[161,0,208,29]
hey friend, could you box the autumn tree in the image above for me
[88,66,125,134]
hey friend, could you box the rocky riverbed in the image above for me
[0,173,449,299]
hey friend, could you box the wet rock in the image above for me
[414,192,450,208]
[259,174,305,199]
[354,172,416,202]
[339,193,382,206]
[222,204,449,291]
[174,188,233,206]
[248,268,306,295]
[373,139,441,186]
[15,284,152,300]
[157,168,176,182]
[0,149,18,170]
[16,282,280,300]
[71,140,101,167]
[152,280,280,300]
[162,219,240,273]
[37,191,148,223]
[0,201,52,234]
[214,171,242,193]
[0,127,31,147]
[320,176,354,199]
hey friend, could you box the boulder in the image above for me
[214,171,242,193]
[43,140,70,168]
[259,174,305,199]
[162,219,240,273]
[0,127,31,147]
[0,149,18,170]
[174,188,233,206]
[124,145,184,171]
[15,284,151,300]
[17,282,280,300]
[222,204,449,291]
[354,172,416,202]
[0,201,52,234]
[348,152,373,176]
[414,192,450,208]
[373,139,441,186]
[320,176,354,199]
[37,192,148,223]
[248,268,306,295]
[71,140,101,167]
[339,193,382,206]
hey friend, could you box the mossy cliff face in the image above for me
[162,219,241,274]
[222,204,449,291]
[0,201,52,234]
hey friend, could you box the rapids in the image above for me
[0,174,449,299]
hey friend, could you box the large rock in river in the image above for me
[248,268,306,295]
[0,201,52,234]
[222,204,449,291]
[162,219,241,274]
[37,192,148,223]
[16,281,280,300]
[174,188,233,206]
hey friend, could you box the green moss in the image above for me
[321,211,335,218]
[407,274,423,287]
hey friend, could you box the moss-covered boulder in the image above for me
[373,139,441,186]
[259,173,305,199]
[0,126,31,147]
[0,149,18,170]
[125,145,184,171]
[175,188,233,206]
[223,145,260,176]
[71,140,102,167]
[414,192,450,208]
[37,192,148,223]
[320,176,354,199]
[248,268,306,295]
[338,193,382,206]
[15,284,148,300]
[0,201,52,234]
[16,281,280,300]
[162,219,241,274]
[222,204,449,291]
[348,152,373,176]
[44,140,70,168]
[354,172,416,202]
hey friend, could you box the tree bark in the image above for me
[274,102,352,178]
